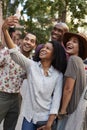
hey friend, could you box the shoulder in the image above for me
[69,55,82,61]
[65,55,84,78]
[68,55,83,65]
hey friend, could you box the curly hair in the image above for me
[34,41,67,74]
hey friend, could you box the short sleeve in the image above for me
[65,56,79,80]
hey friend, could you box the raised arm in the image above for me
[2,16,18,49]
[2,16,33,71]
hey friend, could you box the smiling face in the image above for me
[21,33,36,53]
[51,23,69,42]
[39,42,54,61]
[65,36,79,56]
[51,24,64,42]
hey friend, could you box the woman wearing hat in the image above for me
[57,32,87,130]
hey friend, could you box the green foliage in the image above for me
[67,0,87,31]
[2,0,20,18]
[1,0,87,44]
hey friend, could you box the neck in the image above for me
[41,60,51,69]
[21,50,30,58]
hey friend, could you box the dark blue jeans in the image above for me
[22,118,37,130]
[22,117,57,130]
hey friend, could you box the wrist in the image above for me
[46,122,52,128]
[58,112,67,120]
[59,109,67,114]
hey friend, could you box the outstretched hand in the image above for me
[2,16,19,31]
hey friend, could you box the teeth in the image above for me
[52,35,57,39]
[67,46,72,49]
[25,44,30,48]
[40,51,46,55]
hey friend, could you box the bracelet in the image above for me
[58,112,67,120]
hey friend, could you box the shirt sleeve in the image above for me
[0,47,9,66]
[65,56,78,80]
[9,47,33,72]
[50,73,63,114]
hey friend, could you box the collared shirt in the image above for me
[0,47,25,93]
[10,48,63,123]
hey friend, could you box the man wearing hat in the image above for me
[57,32,87,130]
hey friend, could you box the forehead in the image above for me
[69,36,79,41]
[54,24,64,30]
[26,33,36,40]
[44,42,53,48]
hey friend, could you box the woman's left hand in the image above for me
[2,16,19,31]
[37,125,51,130]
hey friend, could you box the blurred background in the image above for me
[0,0,87,44]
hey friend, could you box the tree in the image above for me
[1,0,87,43]
[2,0,20,18]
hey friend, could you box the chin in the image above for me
[23,48,30,52]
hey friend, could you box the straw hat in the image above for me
[63,32,87,60]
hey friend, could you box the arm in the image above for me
[46,114,56,129]
[2,16,18,49]
[59,77,75,115]
[58,56,78,116]
[45,73,63,128]
[2,16,33,71]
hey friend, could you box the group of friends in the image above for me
[0,15,87,130]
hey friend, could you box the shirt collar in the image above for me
[38,61,54,76]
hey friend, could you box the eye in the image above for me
[24,37,29,41]
[58,29,63,33]
[47,47,50,50]
[31,40,35,43]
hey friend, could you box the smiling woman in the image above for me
[2,16,67,130]
[57,32,87,130]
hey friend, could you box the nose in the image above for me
[66,41,72,47]
[27,40,31,44]
[67,40,72,45]
[41,47,46,51]
[53,29,59,34]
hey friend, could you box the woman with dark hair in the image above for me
[2,16,67,130]
[57,32,87,130]
[34,41,67,74]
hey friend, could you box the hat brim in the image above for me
[63,32,87,60]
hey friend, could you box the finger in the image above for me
[6,16,18,23]
[37,125,45,130]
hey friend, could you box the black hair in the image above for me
[78,39,84,59]
[49,41,67,74]
[34,41,67,74]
